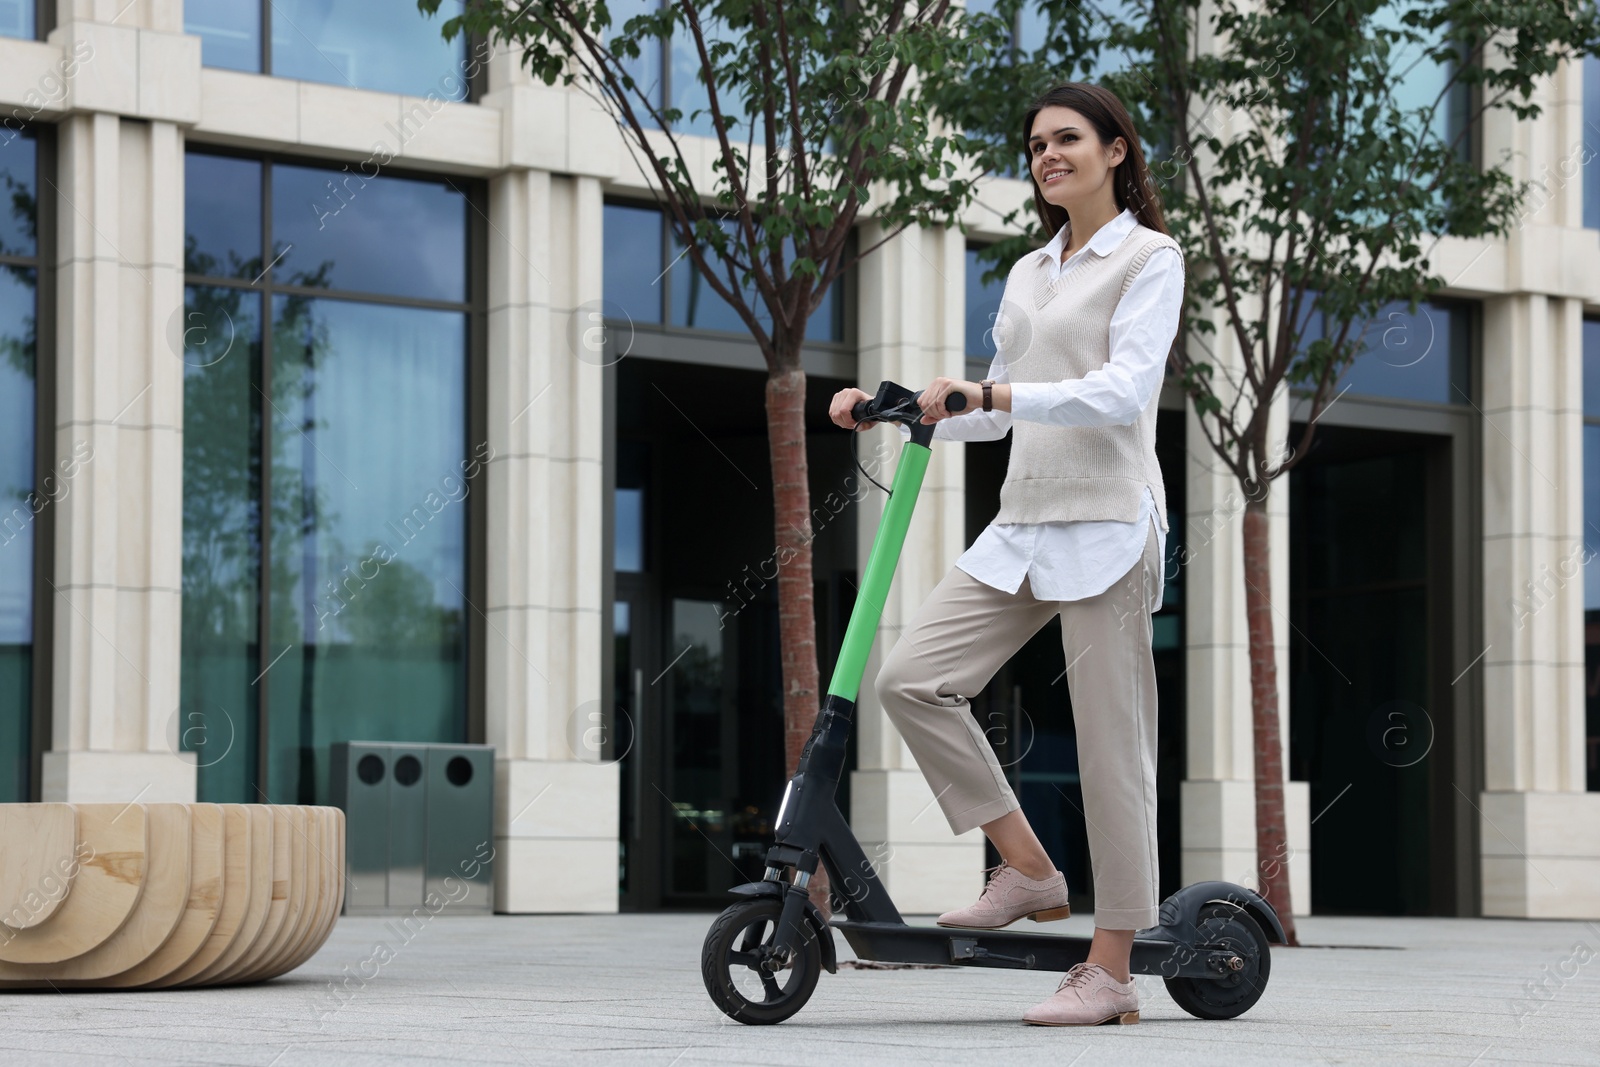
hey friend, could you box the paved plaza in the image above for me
[2,910,1597,1066]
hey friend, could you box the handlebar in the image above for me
[851,385,966,426]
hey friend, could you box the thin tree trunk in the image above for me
[1241,501,1299,946]
[764,364,830,917]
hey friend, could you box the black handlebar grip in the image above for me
[851,400,870,423]
[945,392,968,413]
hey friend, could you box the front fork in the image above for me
[760,699,847,963]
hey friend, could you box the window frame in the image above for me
[181,144,489,798]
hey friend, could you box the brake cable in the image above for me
[851,419,894,497]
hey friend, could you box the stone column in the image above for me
[1179,294,1311,914]
[847,218,983,914]
[41,0,201,801]
[1478,289,1600,917]
[480,54,618,910]
[1470,56,1600,920]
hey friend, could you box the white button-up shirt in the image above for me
[912,206,1184,608]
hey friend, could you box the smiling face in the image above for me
[1028,105,1126,212]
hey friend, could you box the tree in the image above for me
[422,0,1034,914]
[944,0,1600,943]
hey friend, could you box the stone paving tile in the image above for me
[1,912,1597,1066]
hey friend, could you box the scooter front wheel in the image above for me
[1163,901,1272,1020]
[701,897,822,1024]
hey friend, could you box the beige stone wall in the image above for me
[4,7,1598,918]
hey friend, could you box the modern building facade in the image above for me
[1,1,1596,919]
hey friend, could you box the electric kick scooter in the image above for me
[700,379,1285,1025]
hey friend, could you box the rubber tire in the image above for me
[1163,901,1272,1020]
[701,897,823,1025]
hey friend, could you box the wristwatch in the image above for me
[981,379,995,412]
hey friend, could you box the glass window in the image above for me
[603,202,664,325]
[668,218,841,339]
[965,245,1007,360]
[272,162,467,301]
[185,153,262,280]
[0,131,37,801]
[264,296,468,805]
[1377,0,1471,161]
[1585,318,1600,791]
[0,0,32,39]
[178,284,263,802]
[1300,292,1470,405]
[185,0,261,73]
[1586,56,1600,231]
[615,487,643,572]
[668,8,741,141]
[187,0,471,100]
[182,152,476,805]
[612,0,664,122]
[272,0,469,99]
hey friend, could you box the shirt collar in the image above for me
[1032,207,1139,267]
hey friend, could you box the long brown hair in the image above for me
[1022,83,1171,241]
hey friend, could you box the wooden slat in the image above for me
[238,806,310,983]
[0,804,78,930]
[149,804,250,989]
[0,805,189,982]
[179,805,273,987]
[208,805,291,985]
[0,804,148,965]
[101,803,225,988]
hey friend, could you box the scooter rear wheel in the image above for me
[701,897,822,1025]
[1163,901,1272,1020]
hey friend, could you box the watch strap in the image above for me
[981,379,994,412]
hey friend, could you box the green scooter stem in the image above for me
[826,439,931,702]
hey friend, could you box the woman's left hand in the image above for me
[917,378,983,424]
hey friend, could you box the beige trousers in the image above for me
[873,520,1162,930]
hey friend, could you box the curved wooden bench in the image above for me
[0,802,345,988]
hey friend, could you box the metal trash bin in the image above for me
[330,741,495,915]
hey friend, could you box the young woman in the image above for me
[828,82,1185,1026]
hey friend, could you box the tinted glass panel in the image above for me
[271,0,469,100]
[0,132,34,803]
[612,0,663,131]
[0,0,31,39]
[1587,425,1600,612]
[272,163,468,301]
[1588,57,1600,231]
[666,597,727,895]
[615,487,643,571]
[669,220,840,340]
[265,296,469,805]
[1300,292,1469,405]
[0,269,34,802]
[1585,319,1600,420]
[0,135,37,257]
[1336,300,1468,404]
[966,246,1006,358]
[179,286,264,802]
[668,11,740,140]
[186,154,263,280]
[187,0,262,72]
[604,203,664,325]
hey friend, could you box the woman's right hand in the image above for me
[829,387,873,429]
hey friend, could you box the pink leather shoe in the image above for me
[1021,962,1140,1026]
[934,861,1071,930]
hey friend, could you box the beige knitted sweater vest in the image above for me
[992,222,1183,532]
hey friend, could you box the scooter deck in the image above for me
[832,920,1230,978]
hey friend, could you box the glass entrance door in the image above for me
[1290,429,1457,915]
[662,597,738,900]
